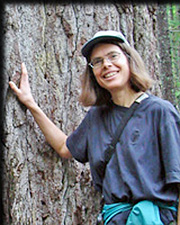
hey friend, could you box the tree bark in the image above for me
[3,3,168,224]
[156,4,176,106]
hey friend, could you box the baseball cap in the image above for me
[81,30,130,58]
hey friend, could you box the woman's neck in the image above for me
[111,89,144,107]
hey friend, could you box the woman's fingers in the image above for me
[9,81,20,95]
[9,62,28,92]
[20,62,29,85]
[21,62,28,78]
[22,62,27,73]
[9,62,36,107]
[9,62,30,98]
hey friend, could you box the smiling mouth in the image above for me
[103,71,118,79]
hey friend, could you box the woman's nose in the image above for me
[102,58,113,67]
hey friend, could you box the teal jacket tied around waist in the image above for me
[102,200,177,225]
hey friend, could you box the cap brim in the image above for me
[81,36,125,59]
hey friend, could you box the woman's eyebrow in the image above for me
[106,51,121,55]
[91,56,103,61]
[91,51,120,60]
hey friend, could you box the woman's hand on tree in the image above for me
[9,62,36,108]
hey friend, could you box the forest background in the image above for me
[1,2,180,225]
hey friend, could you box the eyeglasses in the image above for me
[88,51,121,69]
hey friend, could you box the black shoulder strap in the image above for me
[104,93,149,167]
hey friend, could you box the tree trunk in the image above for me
[3,3,168,224]
[156,4,176,106]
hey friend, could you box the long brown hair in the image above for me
[79,41,154,107]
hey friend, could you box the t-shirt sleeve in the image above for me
[159,102,180,184]
[66,111,90,163]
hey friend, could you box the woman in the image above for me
[9,30,180,224]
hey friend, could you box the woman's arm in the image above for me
[9,63,72,159]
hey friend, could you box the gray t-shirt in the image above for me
[67,94,180,224]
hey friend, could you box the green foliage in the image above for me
[167,4,180,109]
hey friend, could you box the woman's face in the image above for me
[90,43,131,94]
